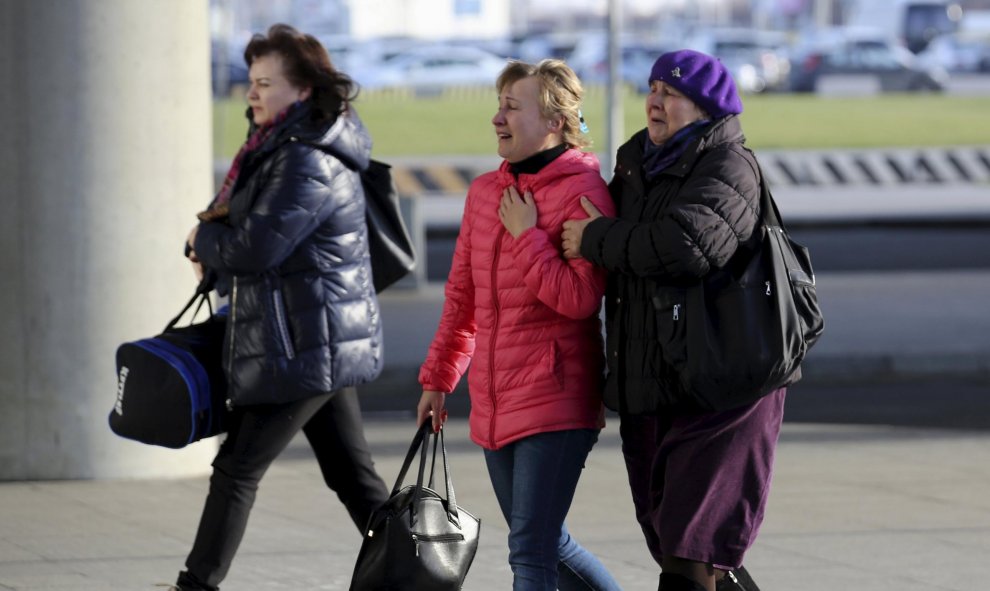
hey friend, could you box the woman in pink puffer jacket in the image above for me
[416,59,620,591]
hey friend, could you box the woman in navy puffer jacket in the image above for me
[171,24,388,591]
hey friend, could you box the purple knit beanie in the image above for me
[649,49,743,119]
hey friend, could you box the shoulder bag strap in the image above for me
[755,162,787,231]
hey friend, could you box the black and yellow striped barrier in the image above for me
[216,146,990,197]
[390,164,482,196]
[389,146,990,195]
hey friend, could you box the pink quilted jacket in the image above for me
[418,149,616,450]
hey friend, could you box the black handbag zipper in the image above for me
[411,533,465,556]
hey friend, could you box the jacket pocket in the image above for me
[541,340,565,390]
[270,287,296,360]
[652,288,687,371]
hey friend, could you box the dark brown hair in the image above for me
[244,23,357,124]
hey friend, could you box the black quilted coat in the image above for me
[194,106,383,407]
[580,115,762,413]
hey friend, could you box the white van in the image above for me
[846,0,964,53]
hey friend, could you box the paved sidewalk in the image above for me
[1,418,989,590]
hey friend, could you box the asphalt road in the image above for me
[783,377,990,431]
[360,377,990,432]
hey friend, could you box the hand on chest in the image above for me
[492,182,573,233]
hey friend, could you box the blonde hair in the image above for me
[496,59,590,149]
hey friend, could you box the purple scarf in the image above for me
[642,119,711,180]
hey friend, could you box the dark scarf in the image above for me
[642,119,711,180]
[198,101,304,222]
[509,143,569,177]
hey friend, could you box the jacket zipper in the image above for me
[271,287,295,360]
[488,226,505,449]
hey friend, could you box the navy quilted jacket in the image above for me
[580,115,762,413]
[194,106,383,407]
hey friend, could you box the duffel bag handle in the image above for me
[164,271,217,332]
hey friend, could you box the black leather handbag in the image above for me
[653,165,825,411]
[350,421,480,591]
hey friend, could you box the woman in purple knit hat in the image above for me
[561,49,781,591]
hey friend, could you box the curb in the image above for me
[800,351,990,384]
[356,353,990,417]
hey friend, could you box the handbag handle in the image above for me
[392,420,462,529]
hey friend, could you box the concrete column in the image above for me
[0,0,219,479]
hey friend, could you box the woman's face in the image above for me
[491,76,561,163]
[645,80,706,145]
[246,53,311,126]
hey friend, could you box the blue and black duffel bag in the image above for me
[109,278,228,449]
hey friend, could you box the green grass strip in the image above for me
[213,87,990,158]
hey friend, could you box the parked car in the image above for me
[915,31,990,72]
[513,31,581,64]
[846,0,963,54]
[211,38,249,96]
[622,43,676,93]
[789,32,947,93]
[564,32,673,93]
[684,28,792,93]
[355,44,507,93]
[317,34,363,75]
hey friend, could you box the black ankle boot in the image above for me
[659,572,709,591]
[716,565,760,591]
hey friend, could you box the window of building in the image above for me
[454,0,482,16]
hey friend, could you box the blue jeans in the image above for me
[483,429,621,591]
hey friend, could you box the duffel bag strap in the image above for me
[164,272,216,332]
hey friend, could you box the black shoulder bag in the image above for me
[653,166,825,411]
[330,150,417,292]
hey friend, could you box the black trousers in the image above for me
[177,387,389,590]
